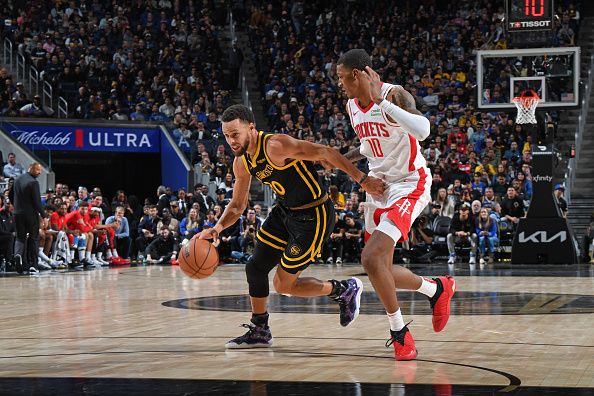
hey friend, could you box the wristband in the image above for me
[358,174,368,184]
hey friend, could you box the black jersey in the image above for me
[241,132,326,208]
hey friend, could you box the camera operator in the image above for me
[237,208,261,260]
[404,215,435,263]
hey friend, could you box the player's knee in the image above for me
[245,259,269,298]
[272,272,293,295]
[361,248,381,275]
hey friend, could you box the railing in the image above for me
[58,96,68,118]
[42,80,53,109]
[16,52,25,82]
[3,37,12,68]
[29,65,39,96]
[565,50,594,204]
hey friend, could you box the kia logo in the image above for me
[518,231,567,243]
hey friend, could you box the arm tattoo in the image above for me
[344,146,365,162]
[391,87,422,115]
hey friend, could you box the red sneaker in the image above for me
[171,259,179,266]
[430,275,456,332]
[386,325,417,361]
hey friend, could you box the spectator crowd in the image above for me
[0,0,586,266]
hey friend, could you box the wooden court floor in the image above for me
[1,262,594,395]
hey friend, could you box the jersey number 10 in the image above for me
[368,138,384,157]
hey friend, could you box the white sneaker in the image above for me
[479,257,486,265]
[28,266,39,275]
[326,257,333,264]
[335,257,342,265]
[447,255,456,264]
[38,260,52,270]
[469,255,476,264]
[97,257,110,266]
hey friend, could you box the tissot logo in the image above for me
[532,175,552,182]
[518,231,567,243]
[510,20,551,29]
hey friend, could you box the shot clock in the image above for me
[506,0,554,32]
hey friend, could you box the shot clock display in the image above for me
[506,0,554,32]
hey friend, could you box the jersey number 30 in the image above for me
[368,138,384,157]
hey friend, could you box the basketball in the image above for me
[178,238,219,279]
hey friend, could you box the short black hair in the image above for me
[221,104,255,124]
[337,49,372,71]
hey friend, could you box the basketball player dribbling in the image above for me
[335,49,456,360]
[199,104,386,348]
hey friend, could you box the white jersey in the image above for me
[346,82,428,183]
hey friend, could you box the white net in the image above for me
[512,92,540,124]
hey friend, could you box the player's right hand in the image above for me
[361,175,386,199]
[198,227,219,241]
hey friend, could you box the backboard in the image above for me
[476,47,580,110]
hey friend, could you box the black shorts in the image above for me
[255,199,335,274]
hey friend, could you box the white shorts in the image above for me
[364,168,432,245]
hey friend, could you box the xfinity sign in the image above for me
[532,175,553,182]
[518,231,567,243]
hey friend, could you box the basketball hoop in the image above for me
[512,90,540,124]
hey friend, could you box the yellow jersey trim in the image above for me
[256,233,284,251]
[259,228,288,245]
[262,134,299,170]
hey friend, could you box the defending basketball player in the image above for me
[198,104,386,348]
[336,49,456,360]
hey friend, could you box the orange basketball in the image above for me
[178,238,219,279]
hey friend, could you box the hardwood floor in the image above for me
[1,263,593,395]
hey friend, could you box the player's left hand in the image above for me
[361,175,386,199]
[363,66,384,104]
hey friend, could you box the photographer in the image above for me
[447,204,478,264]
[233,208,261,263]
[145,227,179,265]
[404,215,435,264]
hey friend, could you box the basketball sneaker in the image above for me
[225,324,273,349]
[429,275,456,332]
[386,324,417,361]
[333,277,363,327]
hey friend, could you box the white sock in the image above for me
[112,249,119,258]
[70,249,76,260]
[387,309,405,332]
[417,277,438,298]
[78,249,85,261]
[38,248,51,262]
[85,251,91,260]
[97,252,103,260]
[106,250,113,259]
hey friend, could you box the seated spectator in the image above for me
[447,204,478,264]
[158,208,180,239]
[476,207,498,264]
[145,227,179,265]
[481,187,497,208]
[105,206,131,263]
[3,153,25,178]
[501,187,525,230]
[554,184,568,217]
[179,208,202,243]
[215,188,230,210]
[20,95,46,117]
[136,205,159,261]
[175,189,191,217]
[343,213,362,262]
[156,185,171,216]
[434,187,455,218]
[169,200,185,221]
[218,173,234,193]
[323,211,346,265]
